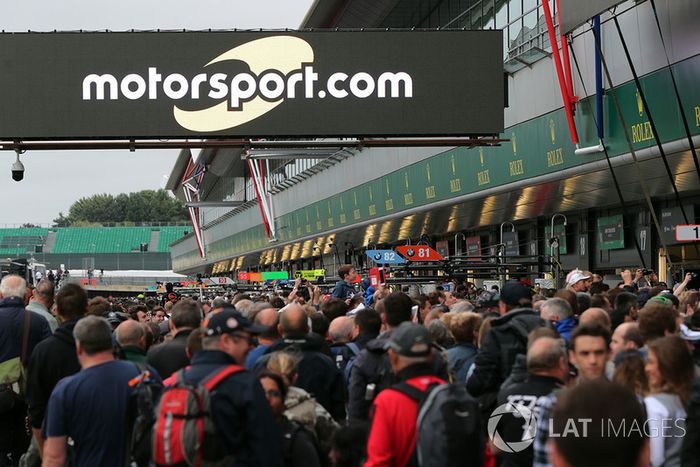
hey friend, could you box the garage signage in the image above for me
[366,249,407,265]
[396,245,444,261]
[676,225,700,242]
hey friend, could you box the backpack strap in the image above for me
[391,381,426,402]
[346,342,361,357]
[20,309,32,366]
[201,365,245,391]
[175,368,188,386]
[392,382,441,467]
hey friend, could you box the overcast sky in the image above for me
[0,0,313,225]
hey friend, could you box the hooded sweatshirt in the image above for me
[26,317,83,429]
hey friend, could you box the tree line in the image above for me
[52,189,189,227]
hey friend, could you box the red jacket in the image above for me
[364,366,445,467]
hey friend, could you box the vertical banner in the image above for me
[597,215,625,250]
[502,231,520,256]
[466,236,482,258]
[435,240,450,258]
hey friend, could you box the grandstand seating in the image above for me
[157,227,190,252]
[0,228,49,255]
[52,227,152,254]
[0,226,190,257]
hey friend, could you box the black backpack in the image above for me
[282,420,325,467]
[393,382,483,467]
[126,363,162,467]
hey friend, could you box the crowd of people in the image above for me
[0,264,699,467]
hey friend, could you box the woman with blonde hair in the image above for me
[267,349,338,457]
[644,335,695,467]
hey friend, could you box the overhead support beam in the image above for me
[243,148,337,159]
[184,201,245,208]
[243,153,329,160]
[0,137,507,152]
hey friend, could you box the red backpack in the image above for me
[152,365,244,467]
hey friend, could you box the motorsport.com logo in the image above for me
[80,36,413,132]
[82,65,413,107]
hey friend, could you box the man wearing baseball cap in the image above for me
[365,322,447,466]
[179,307,283,466]
[566,270,592,293]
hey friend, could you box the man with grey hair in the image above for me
[495,336,568,467]
[0,275,51,465]
[42,316,162,467]
[329,316,355,345]
[234,299,254,318]
[541,297,576,341]
[449,300,475,313]
[253,303,346,420]
[210,297,228,312]
[115,320,147,365]
[27,279,58,333]
[329,316,360,380]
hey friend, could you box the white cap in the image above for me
[567,271,592,286]
[680,324,700,343]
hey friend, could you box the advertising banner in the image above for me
[597,215,625,250]
[435,240,450,258]
[466,236,482,258]
[293,269,325,281]
[502,231,520,256]
[0,30,503,139]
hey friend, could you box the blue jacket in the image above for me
[331,280,355,300]
[446,343,479,383]
[556,316,577,341]
[0,296,51,363]
[182,350,284,467]
[364,286,376,307]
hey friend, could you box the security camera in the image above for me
[11,153,24,182]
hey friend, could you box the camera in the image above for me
[642,269,654,276]
[11,157,24,182]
